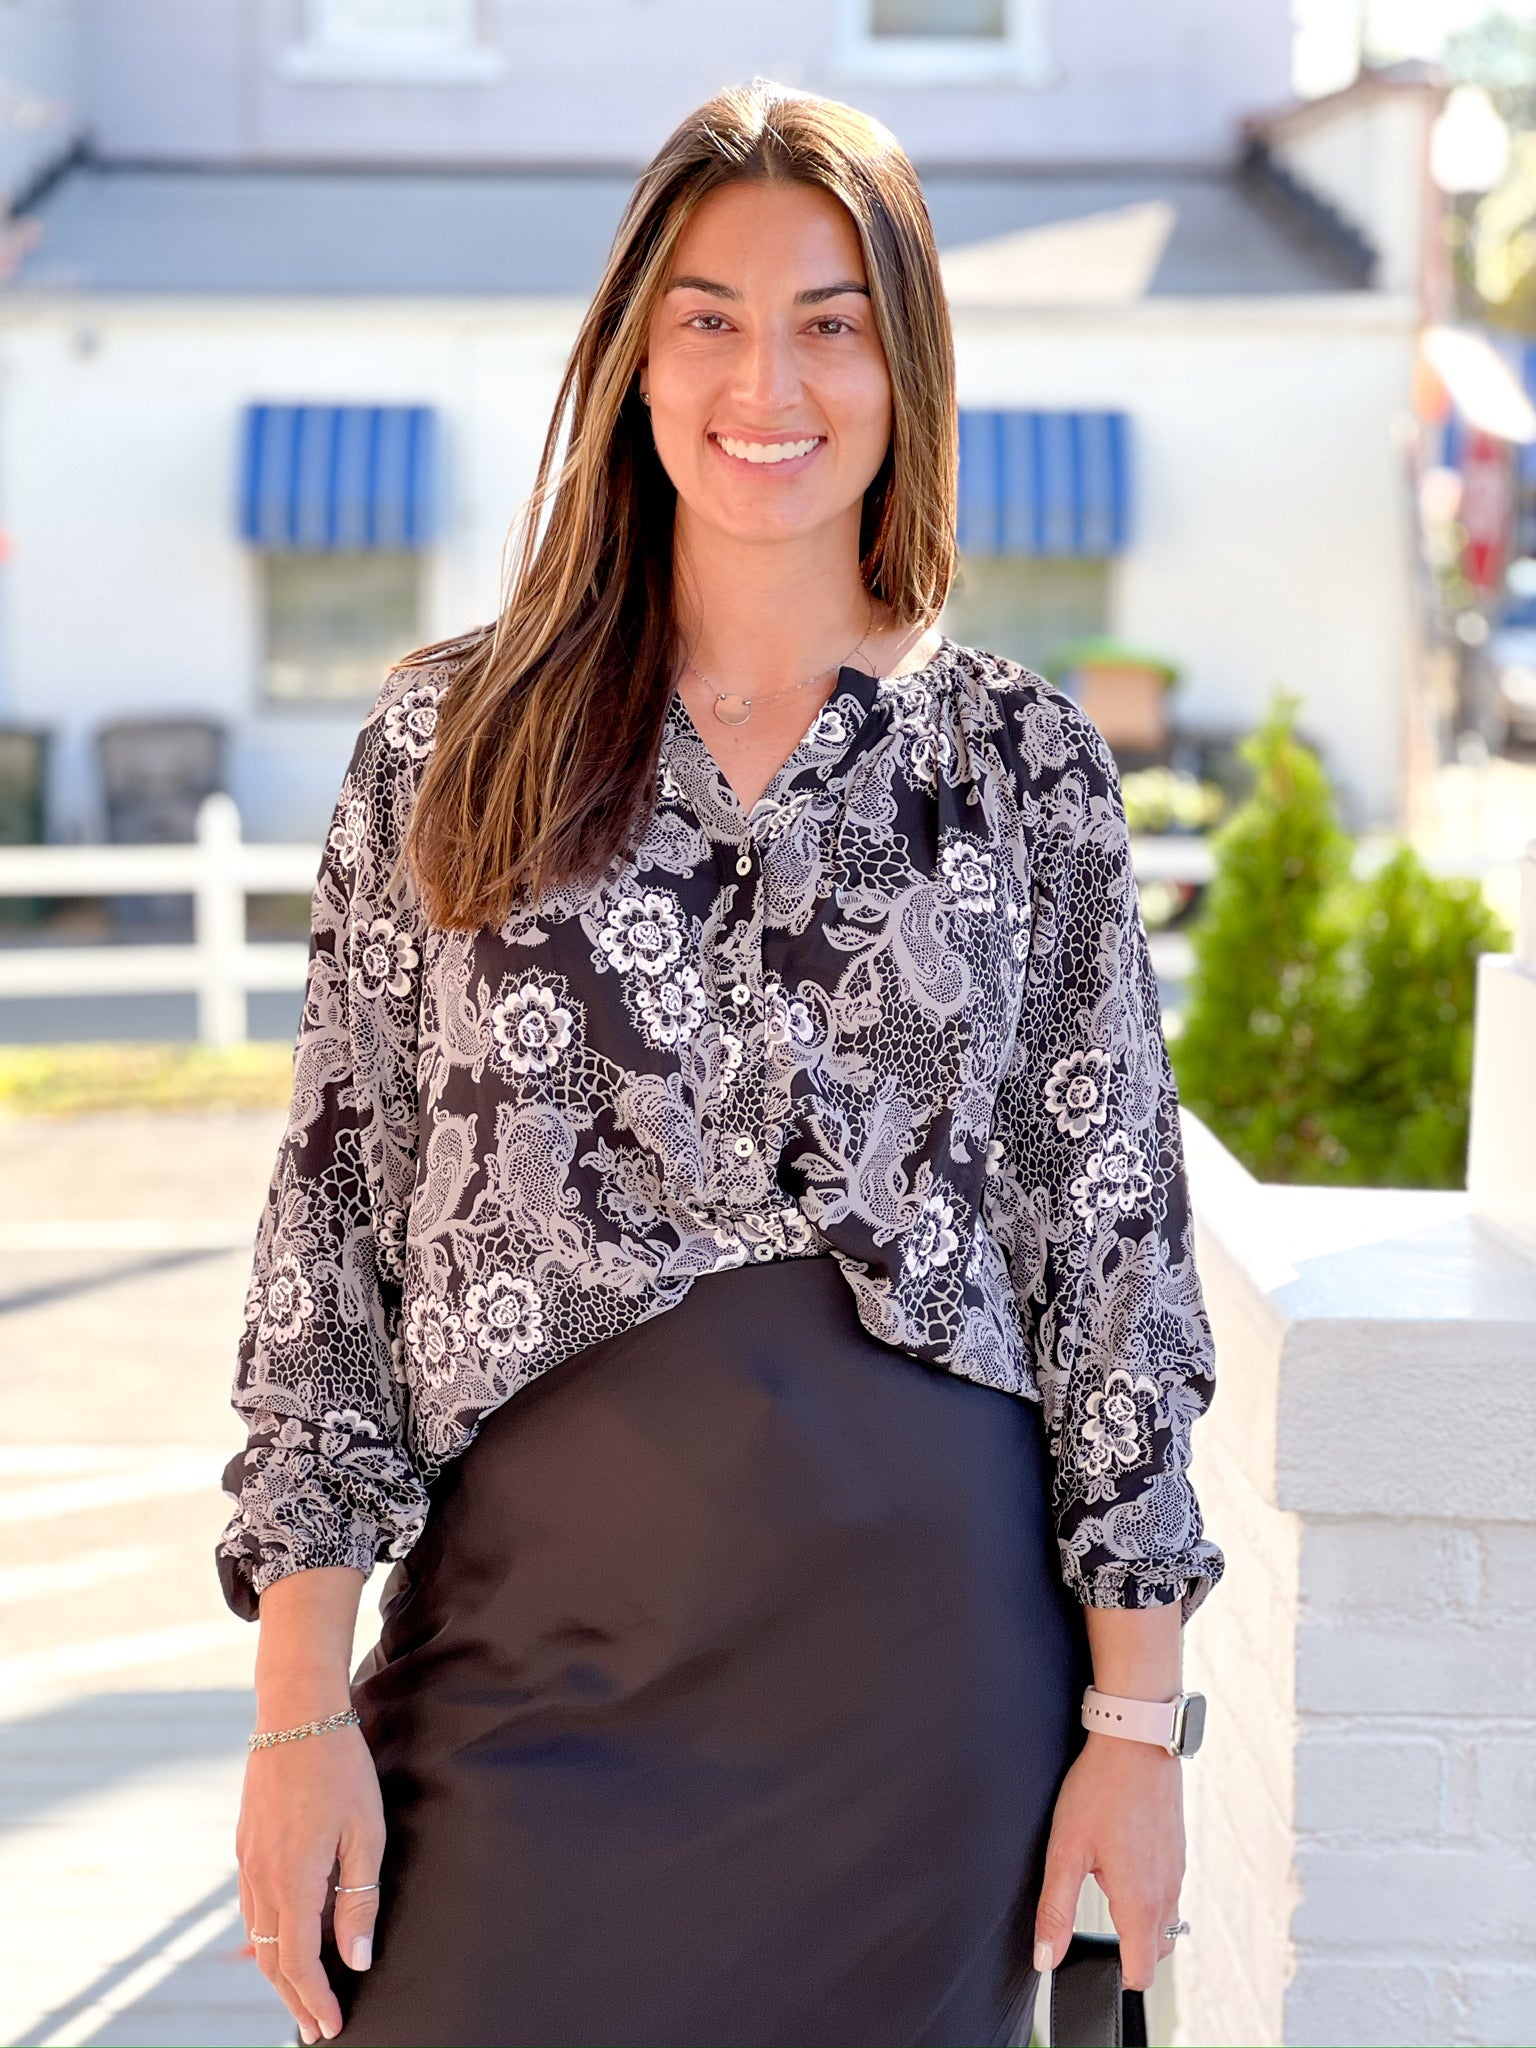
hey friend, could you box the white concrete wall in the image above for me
[0,287,1415,840]
[0,0,82,208]
[1174,1115,1536,2046]
[80,0,1292,169]
[951,293,1420,825]
[1267,87,1436,298]
[0,298,577,840]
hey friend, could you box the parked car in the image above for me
[1489,626,1536,747]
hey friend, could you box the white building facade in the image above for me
[0,0,1430,840]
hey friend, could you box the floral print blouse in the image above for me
[217,637,1224,1623]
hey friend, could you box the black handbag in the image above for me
[1048,1932,1149,2047]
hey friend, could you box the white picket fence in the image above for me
[0,796,315,1046]
[0,800,1220,1046]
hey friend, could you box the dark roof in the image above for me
[10,160,1365,298]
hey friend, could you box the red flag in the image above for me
[1461,427,1516,590]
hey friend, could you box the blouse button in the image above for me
[732,1135,756,1158]
[735,852,753,876]
[731,984,750,1006]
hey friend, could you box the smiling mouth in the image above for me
[712,434,824,466]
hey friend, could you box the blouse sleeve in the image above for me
[216,667,438,1621]
[985,699,1224,1621]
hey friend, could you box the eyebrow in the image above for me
[665,275,871,305]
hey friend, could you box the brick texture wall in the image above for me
[1168,1119,1536,2047]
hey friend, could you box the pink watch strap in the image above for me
[1081,1686,1181,1751]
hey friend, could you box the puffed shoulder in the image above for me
[934,639,1123,802]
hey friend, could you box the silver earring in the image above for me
[641,391,651,406]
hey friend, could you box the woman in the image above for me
[219,78,1223,2048]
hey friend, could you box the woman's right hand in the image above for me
[241,1566,381,2043]
[237,1714,385,2043]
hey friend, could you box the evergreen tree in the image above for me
[1325,848,1508,1188]
[1172,699,1350,1181]
[1172,700,1510,1189]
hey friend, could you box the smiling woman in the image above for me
[221,75,1219,2048]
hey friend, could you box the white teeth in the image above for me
[717,435,821,465]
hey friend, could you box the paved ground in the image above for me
[0,992,304,1047]
[0,1111,388,2048]
[0,1109,1172,2048]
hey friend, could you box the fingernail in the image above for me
[298,2028,317,2046]
[350,1935,372,1971]
[319,2023,340,2041]
[1034,1940,1053,1973]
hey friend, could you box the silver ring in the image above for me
[334,1883,380,1894]
[1163,1919,1191,1942]
[250,1932,280,1945]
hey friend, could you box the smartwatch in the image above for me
[1081,1686,1207,1758]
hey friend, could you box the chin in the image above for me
[693,492,856,547]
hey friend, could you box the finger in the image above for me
[1110,1901,1160,1993]
[245,1887,283,1988]
[279,1903,343,2044]
[245,1893,320,2043]
[245,1893,318,2042]
[333,1840,384,1975]
[1032,1841,1086,1973]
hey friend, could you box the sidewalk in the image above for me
[0,1110,380,2048]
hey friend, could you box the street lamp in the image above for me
[1431,83,1511,196]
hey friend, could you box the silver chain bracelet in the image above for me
[248,1707,361,1752]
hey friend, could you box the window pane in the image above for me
[871,0,1007,38]
[312,0,476,49]
[262,553,423,706]
[939,556,1108,673]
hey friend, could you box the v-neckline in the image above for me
[665,639,951,828]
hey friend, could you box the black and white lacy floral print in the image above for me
[218,638,1224,1622]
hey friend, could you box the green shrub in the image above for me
[1172,699,1351,1181]
[0,1041,295,1117]
[1324,848,1507,1187]
[1172,700,1507,1188]
[1119,766,1226,835]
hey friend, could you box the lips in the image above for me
[712,434,824,467]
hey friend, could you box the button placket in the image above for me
[714,821,773,1208]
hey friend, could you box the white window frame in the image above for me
[833,0,1051,87]
[281,0,503,84]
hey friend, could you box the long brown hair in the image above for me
[405,77,959,930]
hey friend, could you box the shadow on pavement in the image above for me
[0,1688,253,1833]
[0,1250,230,1320]
[10,1872,291,2048]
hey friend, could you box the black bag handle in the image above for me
[1048,1932,1149,2047]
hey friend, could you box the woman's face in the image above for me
[641,179,893,549]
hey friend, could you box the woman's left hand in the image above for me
[1031,1732,1186,1992]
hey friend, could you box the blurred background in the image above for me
[0,0,1529,1033]
[0,7,1533,2047]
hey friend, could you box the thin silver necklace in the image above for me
[686,608,874,727]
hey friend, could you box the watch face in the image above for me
[1174,1692,1206,1757]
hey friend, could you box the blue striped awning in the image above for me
[239,404,439,550]
[957,409,1132,557]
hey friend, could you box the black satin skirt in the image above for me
[330,1255,1091,2048]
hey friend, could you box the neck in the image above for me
[672,501,875,689]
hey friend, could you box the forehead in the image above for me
[666,180,866,282]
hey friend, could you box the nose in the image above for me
[732,322,803,417]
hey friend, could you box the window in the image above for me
[283,0,501,81]
[837,0,1048,82]
[872,0,1006,36]
[261,554,423,706]
[939,557,1110,676]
